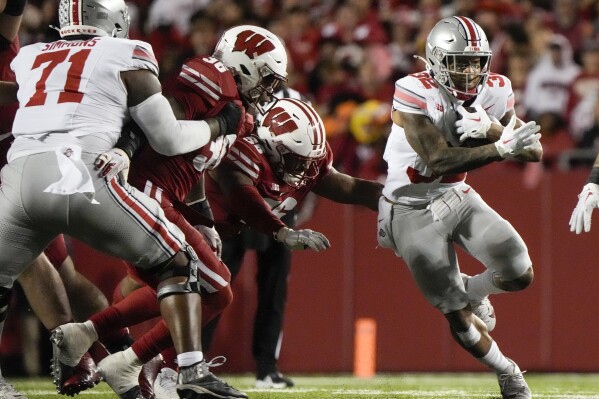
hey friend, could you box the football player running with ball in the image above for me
[377,16,541,399]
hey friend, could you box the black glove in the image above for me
[214,101,243,137]
[116,121,148,159]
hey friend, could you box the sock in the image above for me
[466,270,508,300]
[91,286,160,338]
[178,351,204,368]
[83,320,99,340]
[478,341,515,374]
[131,320,173,364]
[122,347,144,367]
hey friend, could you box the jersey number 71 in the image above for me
[26,49,91,107]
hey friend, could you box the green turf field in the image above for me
[9,373,599,398]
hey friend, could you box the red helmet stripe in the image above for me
[71,0,81,25]
[454,16,480,45]
[285,98,324,147]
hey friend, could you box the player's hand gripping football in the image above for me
[494,115,541,158]
[455,104,492,142]
[275,227,331,251]
[569,183,599,234]
[195,224,222,258]
[94,148,130,183]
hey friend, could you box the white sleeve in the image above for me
[129,92,212,156]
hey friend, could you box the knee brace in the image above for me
[156,246,202,301]
[0,287,12,322]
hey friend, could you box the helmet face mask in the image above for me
[425,16,492,101]
[213,25,288,115]
[58,0,130,39]
[256,98,327,188]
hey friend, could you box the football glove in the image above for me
[214,101,245,137]
[275,227,331,251]
[494,116,541,158]
[455,104,492,142]
[195,224,222,258]
[94,148,130,183]
[569,183,599,234]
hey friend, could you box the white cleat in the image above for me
[153,367,177,399]
[50,322,97,367]
[461,273,496,331]
[98,351,142,395]
[497,359,531,399]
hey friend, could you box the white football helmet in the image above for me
[424,16,492,100]
[214,25,288,113]
[58,0,130,39]
[256,98,327,188]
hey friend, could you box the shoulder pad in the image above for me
[177,55,239,106]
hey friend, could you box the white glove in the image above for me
[95,148,130,183]
[569,183,599,234]
[275,227,331,251]
[455,104,492,142]
[195,225,222,258]
[494,116,541,158]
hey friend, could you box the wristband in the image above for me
[588,167,599,185]
[188,198,212,219]
[3,0,26,16]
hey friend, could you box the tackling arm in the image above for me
[121,70,242,156]
[311,167,382,211]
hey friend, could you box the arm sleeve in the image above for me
[129,92,213,156]
[228,184,287,235]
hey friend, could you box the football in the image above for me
[456,106,493,148]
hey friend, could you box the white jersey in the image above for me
[8,37,159,161]
[383,71,515,205]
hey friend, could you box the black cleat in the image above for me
[176,357,247,399]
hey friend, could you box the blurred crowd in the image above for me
[15,0,599,181]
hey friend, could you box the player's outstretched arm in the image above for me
[312,167,382,211]
[570,155,599,234]
[121,70,242,156]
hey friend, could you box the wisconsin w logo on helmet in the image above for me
[213,25,288,112]
[233,30,276,59]
[261,106,299,136]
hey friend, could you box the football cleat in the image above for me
[97,351,142,397]
[0,377,27,398]
[153,367,177,399]
[497,359,531,399]
[177,357,247,399]
[139,354,164,399]
[59,352,102,396]
[50,325,97,394]
[255,371,294,389]
[461,273,496,331]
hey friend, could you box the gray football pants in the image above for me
[0,151,186,289]
[377,186,531,313]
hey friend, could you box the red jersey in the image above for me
[206,135,333,235]
[128,55,240,204]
